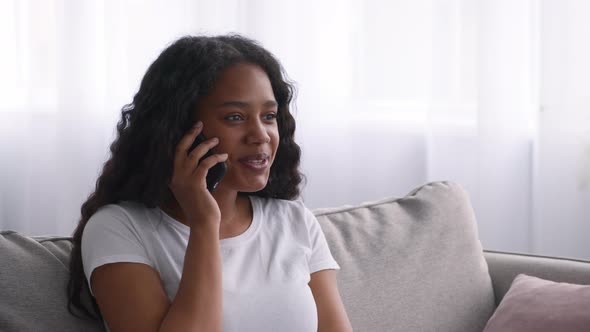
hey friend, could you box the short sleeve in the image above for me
[81,204,154,295]
[304,208,341,273]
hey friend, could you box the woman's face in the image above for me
[196,62,280,193]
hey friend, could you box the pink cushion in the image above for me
[483,274,590,332]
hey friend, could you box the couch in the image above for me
[1,181,590,331]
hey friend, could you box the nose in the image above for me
[246,118,271,144]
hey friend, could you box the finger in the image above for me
[173,121,203,167]
[193,153,229,178]
[186,137,220,163]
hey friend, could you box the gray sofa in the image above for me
[1,181,590,331]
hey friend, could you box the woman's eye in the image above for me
[264,113,277,121]
[225,114,244,121]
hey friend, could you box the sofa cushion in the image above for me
[0,231,105,332]
[314,181,496,332]
[483,274,590,332]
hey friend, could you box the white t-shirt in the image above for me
[81,195,340,332]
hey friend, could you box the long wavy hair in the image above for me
[67,34,303,319]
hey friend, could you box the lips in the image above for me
[238,153,270,163]
[238,153,270,171]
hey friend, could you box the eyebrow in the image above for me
[218,100,278,109]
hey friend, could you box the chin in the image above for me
[222,169,271,193]
[245,182,268,193]
[239,178,269,193]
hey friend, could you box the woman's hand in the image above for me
[168,121,228,229]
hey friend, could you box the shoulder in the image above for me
[84,201,159,237]
[250,196,317,230]
[251,196,309,216]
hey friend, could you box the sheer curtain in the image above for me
[1,0,588,259]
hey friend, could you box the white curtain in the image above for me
[1,0,589,259]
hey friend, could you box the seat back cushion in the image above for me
[314,181,496,332]
[0,231,104,332]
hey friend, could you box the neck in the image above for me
[212,188,248,226]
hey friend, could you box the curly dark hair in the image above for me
[67,34,303,319]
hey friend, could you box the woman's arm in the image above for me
[91,123,227,331]
[160,225,222,331]
[309,269,353,332]
[91,224,222,332]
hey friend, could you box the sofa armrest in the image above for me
[484,250,590,305]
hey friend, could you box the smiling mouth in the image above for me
[238,155,270,171]
[244,159,265,164]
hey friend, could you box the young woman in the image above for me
[67,35,352,331]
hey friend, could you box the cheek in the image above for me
[215,143,235,158]
[213,134,237,153]
[270,129,280,152]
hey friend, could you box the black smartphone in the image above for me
[188,133,227,192]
